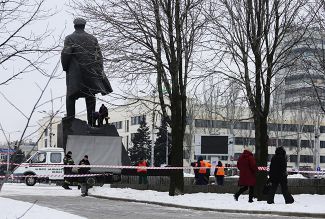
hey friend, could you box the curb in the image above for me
[90,194,325,218]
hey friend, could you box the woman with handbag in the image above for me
[267,146,294,204]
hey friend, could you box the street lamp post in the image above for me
[166,130,168,165]
[151,91,156,167]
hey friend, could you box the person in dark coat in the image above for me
[78,155,91,197]
[98,104,109,126]
[234,146,257,203]
[267,147,294,204]
[62,151,74,190]
[61,18,113,125]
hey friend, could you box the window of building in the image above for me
[131,133,136,141]
[301,140,313,148]
[131,115,146,125]
[320,141,325,148]
[44,128,48,136]
[44,139,47,148]
[126,135,129,151]
[234,137,255,145]
[320,156,325,163]
[111,121,123,129]
[300,155,313,163]
[289,155,297,162]
[50,153,62,163]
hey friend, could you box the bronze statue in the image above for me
[61,18,112,125]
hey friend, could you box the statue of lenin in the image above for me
[61,18,113,125]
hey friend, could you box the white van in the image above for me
[14,135,124,186]
[14,148,65,186]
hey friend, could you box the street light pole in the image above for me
[151,91,156,167]
[166,129,168,165]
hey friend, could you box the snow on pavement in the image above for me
[1,183,325,216]
[0,197,85,219]
[0,183,85,219]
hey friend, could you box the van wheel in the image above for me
[25,177,37,186]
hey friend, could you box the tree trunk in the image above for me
[169,90,184,196]
[254,115,268,201]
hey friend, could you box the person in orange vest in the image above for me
[195,156,212,185]
[137,158,148,184]
[215,161,225,186]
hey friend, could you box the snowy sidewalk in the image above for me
[90,185,325,218]
[0,197,85,219]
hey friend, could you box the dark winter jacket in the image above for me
[237,150,257,186]
[269,147,287,183]
[63,154,74,174]
[78,159,91,174]
[99,105,108,117]
[61,29,113,98]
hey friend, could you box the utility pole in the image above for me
[166,127,169,165]
[151,90,156,167]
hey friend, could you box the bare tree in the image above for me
[0,60,61,191]
[0,0,59,86]
[207,0,320,199]
[71,0,207,196]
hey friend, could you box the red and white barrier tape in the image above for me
[0,173,106,179]
[1,163,324,174]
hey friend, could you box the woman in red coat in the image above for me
[234,146,257,203]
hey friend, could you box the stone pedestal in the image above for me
[57,117,130,165]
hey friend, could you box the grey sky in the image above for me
[0,0,77,143]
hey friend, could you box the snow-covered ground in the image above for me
[91,185,325,215]
[1,183,325,218]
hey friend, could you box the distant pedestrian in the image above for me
[62,151,74,190]
[99,104,109,126]
[195,156,212,185]
[137,158,148,184]
[78,155,91,197]
[234,146,257,203]
[215,161,225,186]
[267,147,294,204]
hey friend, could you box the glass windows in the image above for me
[131,115,146,125]
[50,153,62,163]
[111,121,123,129]
[31,152,46,163]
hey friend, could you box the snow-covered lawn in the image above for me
[1,183,325,217]
[91,185,325,215]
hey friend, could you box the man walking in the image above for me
[137,158,148,184]
[62,151,74,190]
[78,155,91,197]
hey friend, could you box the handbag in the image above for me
[263,179,272,195]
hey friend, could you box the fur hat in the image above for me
[244,145,254,153]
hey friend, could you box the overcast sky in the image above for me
[0,0,85,143]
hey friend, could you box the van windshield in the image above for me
[30,152,46,163]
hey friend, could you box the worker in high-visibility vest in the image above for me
[214,161,225,186]
[137,158,148,184]
[195,156,212,185]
